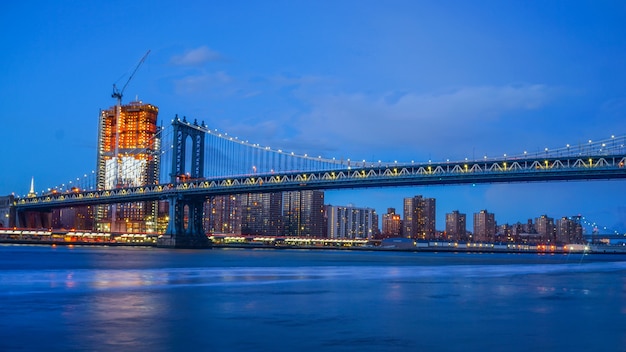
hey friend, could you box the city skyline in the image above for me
[1,1,626,232]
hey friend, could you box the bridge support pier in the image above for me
[157,195,211,249]
[16,209,52,229]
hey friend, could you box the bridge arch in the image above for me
[158,116,211,248]
[171,115,205,183]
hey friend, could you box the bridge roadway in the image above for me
[14,154,626,211]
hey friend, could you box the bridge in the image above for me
[13,116,626,247]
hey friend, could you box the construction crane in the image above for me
[110,50,150,232]
[111,49,151,185]
[112,49,151,104]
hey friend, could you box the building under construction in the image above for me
[95,100,161,232]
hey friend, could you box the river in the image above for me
[0,244,625,351]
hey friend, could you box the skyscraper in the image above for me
[403,195,436,239]
[241,192,282,236]
[325,204,376,239]
[95,100,160,232]
[205,195,242,235]
[282,190,324,237]
[445,210,466,241]
[473,209,496,242]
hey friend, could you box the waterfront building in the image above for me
[556,216,584,244]
[241,192,282,236]
[382,208,402,237]
[205,195,242,235]
[282,190,325,237]
[95,100,160,232]
[371,211,380,238]
[524,219,535,233]
[403,195,436,240]
[497,223,514,243]
[325,204,376,239]
[445,210,466,241]
[535,215,555,243]
[473,209,496,242]
[510,222,525,242]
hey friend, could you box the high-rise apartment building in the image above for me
[535,215,555,243]
[325,205,376,239]
[445,210,466,241]
[382,208,402,237]
[205,195,242,234]
[204,193,282,236]
[282,190,324,237]
[556,217,583,244]
[473,209,496,242]
[403,195,436,239]
[241,192,282,236]
[95,100,160,232]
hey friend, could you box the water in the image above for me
[0,245,625,351]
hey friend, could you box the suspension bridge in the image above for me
[12,115,626,247]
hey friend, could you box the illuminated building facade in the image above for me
[535,215,555,243]
[282,190,324,237]
[556,217,583,244]
[403,195,436,239]
[445,210,466,241]
[473,209,496,242]
[325,204,376,239]
[205,195,242,235]
[382,208,402,237]
[95,100,160,232]
[204,193,282,236]
[241,192,282,236]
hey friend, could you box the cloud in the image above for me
[172,71,233,95]
[288,84,558,160]
[170,46,223,66]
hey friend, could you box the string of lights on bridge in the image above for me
[576,216,625,237]
[23,116,626,199]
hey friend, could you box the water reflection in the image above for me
[1,247,625,351]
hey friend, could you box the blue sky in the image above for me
[1,1,626,232]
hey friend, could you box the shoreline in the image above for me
[2,239,625,254]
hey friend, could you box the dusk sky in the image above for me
[2,1,626,232]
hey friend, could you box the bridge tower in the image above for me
[157,116,211,248]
